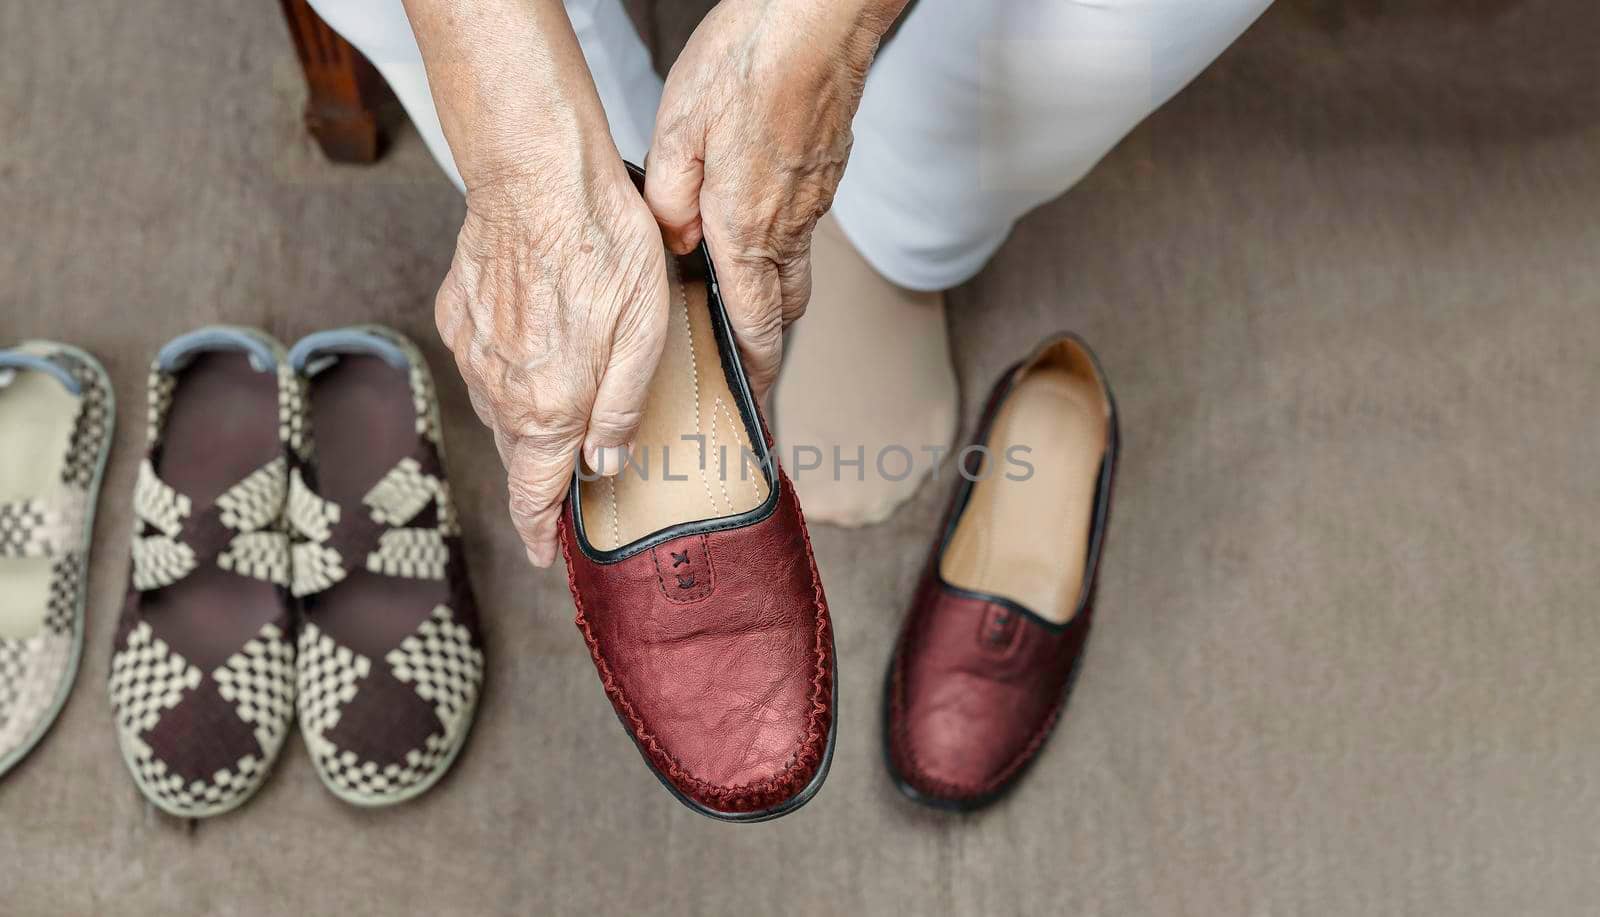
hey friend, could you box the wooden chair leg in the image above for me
[277,0,392,163]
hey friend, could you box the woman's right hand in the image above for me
[435,156,670,567]
[401,0,672,567]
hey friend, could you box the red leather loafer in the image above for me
[884,333,1117,810]
[557,168,835,822]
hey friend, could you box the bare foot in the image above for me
[773,215,959,527]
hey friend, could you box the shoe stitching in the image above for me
[561,474,832,811]
[606,475,621,548]
[707,393,733,514]
[715,396,760,506]
[672,259,719,515]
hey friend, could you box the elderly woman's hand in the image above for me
[404,0,672,567]
[403,0,905,567]
[645,0,907,398]
[435,159,669,567]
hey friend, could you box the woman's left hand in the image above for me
[644,0,906,400]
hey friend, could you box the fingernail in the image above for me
[585,442,629,477]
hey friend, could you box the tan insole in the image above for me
[580,254,770,550]
[939,367,1108,625]
[144,353,283,671]
[0,359,78,639]
[303,355,442,658]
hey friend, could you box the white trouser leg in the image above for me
[832,0,1274,291]
[303,0,663,190]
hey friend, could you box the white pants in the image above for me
[308,0,1271,290]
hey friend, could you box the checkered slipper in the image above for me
[0,343,114,779]
[109,327,300,818]
[286,326,483,807]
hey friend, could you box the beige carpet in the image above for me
[3,1,1598,914]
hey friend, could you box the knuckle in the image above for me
[452,346,491,397]
[475,350,557,429]
[498,380,589,453]
[505,469,568,518]
[612,292,669,356]
[650,109,698,162]
[587,404,644,441]
[434,280,471,351]
[736,307,785,360]
[505,399,587,446]
[505,476,553,510]
[724,217,772,255]
[466,390,495,427]
[778,261,813,323]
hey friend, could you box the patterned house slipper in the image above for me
[285,326,483,807]
[0,343,114,779]
[109,328,300,818]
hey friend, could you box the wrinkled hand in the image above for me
[436,162,669,567]
[646,0,899,398]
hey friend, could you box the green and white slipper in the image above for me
[0,341,114,779]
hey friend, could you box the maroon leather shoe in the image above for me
[884,333,1117,810]
[557,167,835,822]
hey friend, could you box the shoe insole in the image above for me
[580,253,770,550]
[939,363,1108,625]
[303,355,442,658]
[144,353,283,670]
[0,361,78,640]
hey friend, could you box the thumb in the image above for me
[644,135,706,255]
[583,270,670,475]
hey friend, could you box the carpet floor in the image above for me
[2,0,1597,914]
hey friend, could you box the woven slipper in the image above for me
[108,327,300,818]
[286,325,483,807]
[0,342,114,779]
